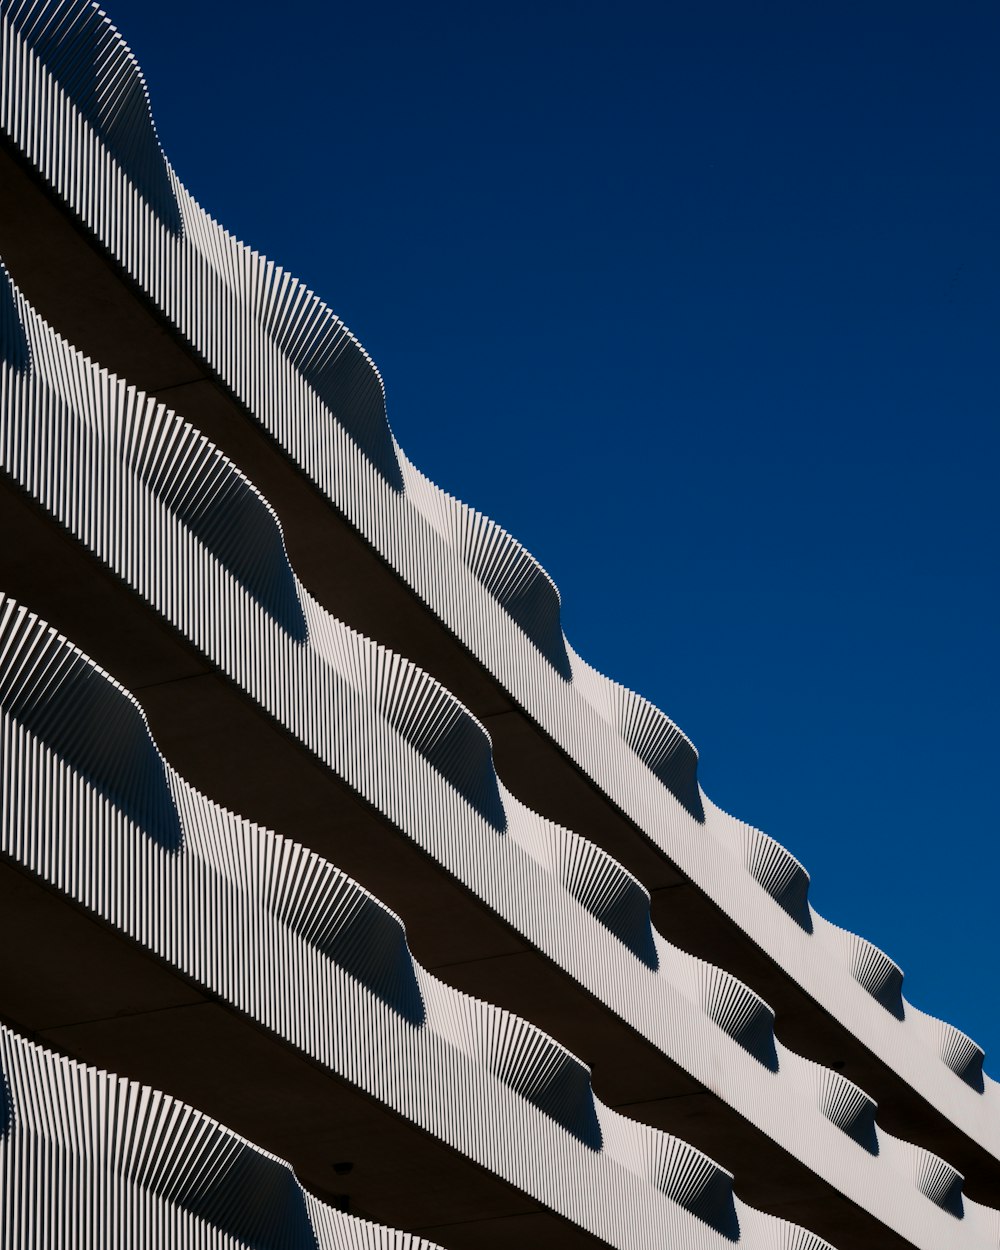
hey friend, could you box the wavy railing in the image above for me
[0,1023,448,1250]
[0,0,992,1160]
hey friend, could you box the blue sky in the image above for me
[110,1,998,1065]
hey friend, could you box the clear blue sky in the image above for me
[110,1,998,1066]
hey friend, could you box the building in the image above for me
[1,2,997,1248]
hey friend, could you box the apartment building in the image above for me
[0,3,996,1248]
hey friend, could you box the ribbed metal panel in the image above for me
[0,1023,445,1250]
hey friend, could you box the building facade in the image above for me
[0,3,997,1248]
